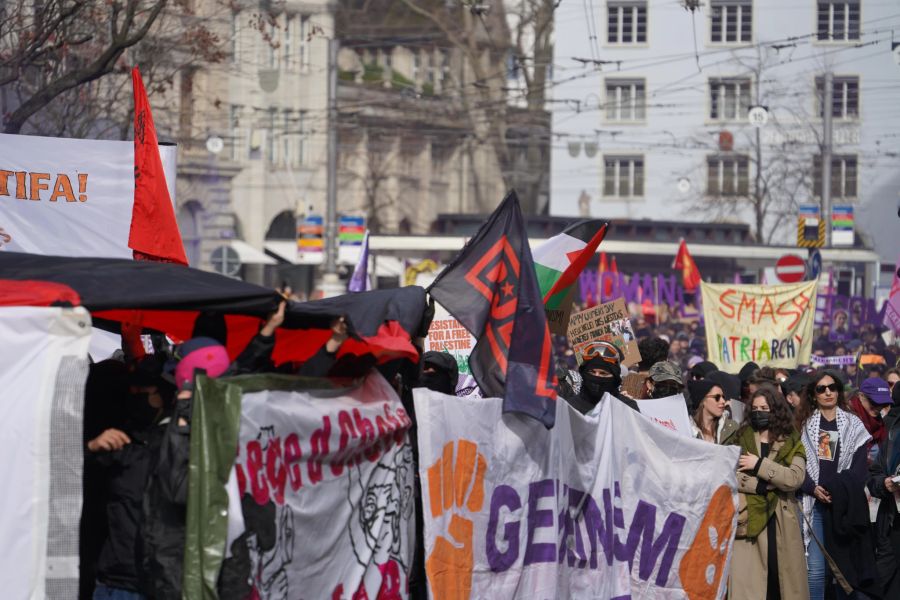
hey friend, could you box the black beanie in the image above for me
[738,362,759,383]
[707,370,741,401]
[688,379,719,412]
[690,360,718,380]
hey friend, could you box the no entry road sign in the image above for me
[776,254,807,283]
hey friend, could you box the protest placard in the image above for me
[638,394,693,437]
[701,281,817,373]
[567,297,641,366]
[424,302,480,395]
[0,133,176,258]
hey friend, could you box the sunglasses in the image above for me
[580,341,621,365]
[705,393,726,402]
[815,383,840,394]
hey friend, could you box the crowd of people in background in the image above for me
[551,299,900,600]
[78,289,900,600]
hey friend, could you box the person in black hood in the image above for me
[418,351,459,396]
[87,355,175,600]
[566,340,639,414]
[866,379,900,598]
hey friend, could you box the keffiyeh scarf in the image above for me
[800,407,871,549]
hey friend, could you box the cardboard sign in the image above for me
[545,286,575,336]
[567,298,641,366]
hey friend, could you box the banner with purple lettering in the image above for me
[201,373,415,600]
[700,281,817,374]
[414,390,739,599]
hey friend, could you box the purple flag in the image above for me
[348,230,370,293]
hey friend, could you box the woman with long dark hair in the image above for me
[798,370,873,599]
[688,380,738,444]
[729,384,807,599]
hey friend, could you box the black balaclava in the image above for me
[418,351,459,396]
[580,357,621,401]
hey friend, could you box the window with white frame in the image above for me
[230,11,241,63]
[607,1,647,44]
[440,49,451,89]
[710,0,752,43]
[296,111,306,165]
[815,75,859,119]
[709,77,751,121]
[813,155,858,198]
[266,108,277,165]
[229,104,243,160]
[707,155,750,196]
[282,111,293,166]
[284,14,294,70]
[817,0,860,41]
[603,155,644,197]
[605,79,646,121]
[298,15,310,71]
[412,50,422,82]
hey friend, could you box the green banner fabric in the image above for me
[183,374,347,599]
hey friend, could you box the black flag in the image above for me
[428,191,558,428]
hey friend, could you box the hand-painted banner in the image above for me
[0,133,176,258]
[567,297,641,366]
[701,281,817,373]
[414,389,739,599]
[884,255,900,334]
[0,306,91,599]
[187,373,415,600]
[190,370,415,600]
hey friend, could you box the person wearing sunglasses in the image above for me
[566,340,639,415]
[729,384,808,600]
[687,379,737,444]
[797,370,874,600]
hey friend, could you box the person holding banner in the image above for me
[797,371,873,600]
[688,379,738,444]
[729,384,808,600]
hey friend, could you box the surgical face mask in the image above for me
[749,410,770,431]
[582,373,618,400]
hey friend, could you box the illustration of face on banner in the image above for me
[0,133,176,258]
[222,374,415,600]
[701,281,818,373]
[413,389,739,599]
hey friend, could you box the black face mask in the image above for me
[749,410,770,431]
[651,383,681,399]
[582,373,619,400]
[419,371,455,396]
[127,392,161,431]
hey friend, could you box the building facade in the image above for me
[551,0,900,270]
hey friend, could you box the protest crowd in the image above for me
[0,82,897,599]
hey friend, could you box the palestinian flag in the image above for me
[533,220,608,309]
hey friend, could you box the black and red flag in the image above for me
[428,191,558,428]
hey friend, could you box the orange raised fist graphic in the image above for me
[425,439,487,600]
[679,485,735,599]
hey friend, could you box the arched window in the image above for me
[266,210,297,239]
[177,200,203,266]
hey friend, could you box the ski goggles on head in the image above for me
[580,341,622,365]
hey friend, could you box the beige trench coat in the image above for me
[728,434,809,600]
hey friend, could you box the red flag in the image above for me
[130,67,188,265]
[598,252,614,300]
[673,239,701,292]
